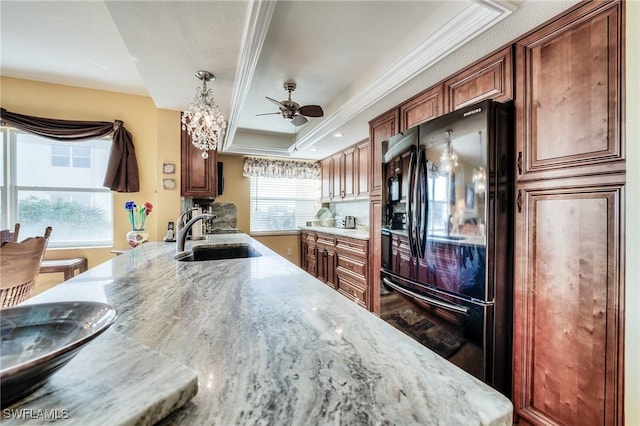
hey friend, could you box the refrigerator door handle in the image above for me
[382,277,469,316]
[416,148,428,258]
[407,149,418,258]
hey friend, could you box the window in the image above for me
[428,174,449,234]
[249,176,320,233]
[51,145,91,168]
[1,128,113,248]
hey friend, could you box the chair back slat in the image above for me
[0,226,52,307]
[0,223,20,245]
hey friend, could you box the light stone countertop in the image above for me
[25,233,512,425]
[299,226,370,240]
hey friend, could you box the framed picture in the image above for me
[162,162,176,174]
[163,178,176,190]
[465,184,475,209]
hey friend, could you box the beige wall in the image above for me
[1,77,183,286]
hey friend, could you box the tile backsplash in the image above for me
[329,200,369,227]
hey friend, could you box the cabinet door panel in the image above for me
[356,140,370,199]
[342,148,355,200]
[400,85,443,131]
[513,183,623,426]
[369,111,399,195]
[181,127,217,197]
[515,2,622,180]
[321,157,333,202]
[332,152,343,199]
[444,46,513,112]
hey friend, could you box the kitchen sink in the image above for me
[174,243,262,262]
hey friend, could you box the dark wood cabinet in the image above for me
[400,85,444,131]
[320,141,368,202]
[301,231,317,277]
[180,127,218,198]
[514,1,623,182]
[342,147,356,201]
[513,178,624,426]
[512,2,624,425]
[300,230,369,309]
[355,139,370,199]
[316,233,337,288]
[320,157,333,202]
[335,236,369,308]
[332,152,343,200]
[369,110,399,195]
[443,45,513,112]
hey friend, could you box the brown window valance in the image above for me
[0,108,139,192]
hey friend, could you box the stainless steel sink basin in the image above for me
[175,243,262,262]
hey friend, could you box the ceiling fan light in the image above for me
[181,71,227,159]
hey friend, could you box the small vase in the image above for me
[126,229,149,248]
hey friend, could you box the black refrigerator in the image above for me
[379,99,513,396]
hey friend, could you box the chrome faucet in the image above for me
[177,214,216,252]
[176,207,199,235]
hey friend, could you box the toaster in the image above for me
[344,216,356,229]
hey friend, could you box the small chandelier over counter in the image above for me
[181,70,227,159]
[472,131,486,195]
[440,130,458,175]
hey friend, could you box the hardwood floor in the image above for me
[380,290,483,379]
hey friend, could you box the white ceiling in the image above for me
[1,0,578,160]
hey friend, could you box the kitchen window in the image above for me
[244,156,321,234]
[51,145,91,168]
[1,128,113,248]
[249,176,320,233]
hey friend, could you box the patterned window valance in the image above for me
[243,156,320,180]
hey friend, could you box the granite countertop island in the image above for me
[24,233,512,425]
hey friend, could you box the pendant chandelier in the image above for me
[181,71,227,159]
[440,130,458,175]
[472,131,486,194]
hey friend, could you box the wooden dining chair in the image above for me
[0,223,20,245]
[0,226,52,307]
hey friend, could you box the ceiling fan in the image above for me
[256,80,324,126]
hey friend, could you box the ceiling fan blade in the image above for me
[299,105,324,118]
[256,112,281,116]
[266,96,285,109]
[291,114,308,126]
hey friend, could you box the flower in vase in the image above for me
[125,201,153,230]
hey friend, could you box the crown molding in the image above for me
[290,0,515,153]
[222,0,277,152]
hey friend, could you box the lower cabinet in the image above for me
[316,234,337,288]
[300,230,369,309]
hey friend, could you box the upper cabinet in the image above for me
[180,126,218,198]
[444,46,513,112]
[514,1,623,181]
[355,139,370,199]
[400,85,444,131]
[369,110,399,195]
[321,139,369,202]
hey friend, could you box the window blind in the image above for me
[250,176,320,232]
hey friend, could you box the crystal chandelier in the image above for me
[181,71,227,159]
[472,166,487,194]
[472,131,486,194]
[440,130,458,175]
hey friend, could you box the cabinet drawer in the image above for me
[336,266,366,286]
[336,275,367,307]
[335,237,367,258]
[336,255,366,278]
[316,233,336,249]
